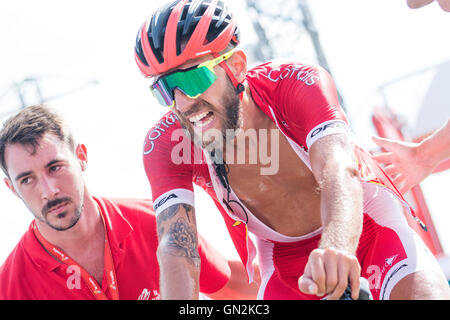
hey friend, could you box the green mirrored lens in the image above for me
[150,80,174,107]
[165,66,217,98]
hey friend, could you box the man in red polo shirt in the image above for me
[0,104,258,300]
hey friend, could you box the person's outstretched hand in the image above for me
[372,136,433,194]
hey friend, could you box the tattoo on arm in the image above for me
[156,204,200,267]
[166,217,200,267]
[157,204,179,223]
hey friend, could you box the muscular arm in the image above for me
[310,133,363,253]
[299,133,363,299]
[156,203,200,299]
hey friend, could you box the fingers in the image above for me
[372,136,396,151]
[372,136,397,151]
[399,182,413,194]
[326,256,348,300]
[323,252,338,295]
[298,250,324,296]
[310,251,326,296]
[299,248,362,300]
[326,254,360,300]
[372,152,394,165]
[382,164,398,176]
[392,174,407,191]
[392,173,405,184]
[388,172,411,195]
[298,275,318,296]
[349,260,361,300]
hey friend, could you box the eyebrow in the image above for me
[15,171,33,182]
[45,159,62,169]
[14,159,63,182]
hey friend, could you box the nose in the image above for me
[40,176,60,200]
[173,88,196,114]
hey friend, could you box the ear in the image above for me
[75,144,88,171]
[4,177,19,198]
[229,49,247,83]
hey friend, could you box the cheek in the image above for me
[70,171,85,195]
[59,168,85,198]
[16,189,35,205]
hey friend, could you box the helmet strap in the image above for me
[217,59,245,101]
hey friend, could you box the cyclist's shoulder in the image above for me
[246,59,328,102]
[247,59,323,77]
[143,110,187,157]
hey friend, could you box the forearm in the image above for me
[157,250,200,299]
[156,204,201,300]
[318,164,363,254]
[302,134,363,299]
[417,118,450,168]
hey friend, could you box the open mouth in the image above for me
[189,111,215,128]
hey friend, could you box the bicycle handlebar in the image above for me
[339,277,373,300]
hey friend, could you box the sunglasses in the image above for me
[149,49,236,108]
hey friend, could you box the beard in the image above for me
[30,194,84,232]
[175,78,242,153]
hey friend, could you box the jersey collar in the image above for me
[23,196,133,272]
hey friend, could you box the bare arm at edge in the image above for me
[372,118,450,193]
[156,203,200,300]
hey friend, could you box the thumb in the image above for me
[298,275,318,295]
[399,183,413,195]
[372,136,395,151]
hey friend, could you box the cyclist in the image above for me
[135,0,450,299]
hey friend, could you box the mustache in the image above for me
[42,197,72,216]
[179,100,216,118]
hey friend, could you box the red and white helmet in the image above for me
[135,0,240,77]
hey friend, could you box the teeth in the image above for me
[189,111,209,124]
[195,114,214,128]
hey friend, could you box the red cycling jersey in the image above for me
[142,61,442,299]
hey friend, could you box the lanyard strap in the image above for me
[32,218,119,300]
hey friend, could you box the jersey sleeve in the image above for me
[278,63,349,149]
[197,233,231,294]
[142,112,196,215]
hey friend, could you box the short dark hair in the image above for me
[0,104,76,177]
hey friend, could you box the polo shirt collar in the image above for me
[93,196,133,253]
[23,196,133,272]
[23,222,61,272]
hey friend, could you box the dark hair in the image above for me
[0,104,76,177]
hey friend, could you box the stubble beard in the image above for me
[32,191,85,232]
[176,80,242,155]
